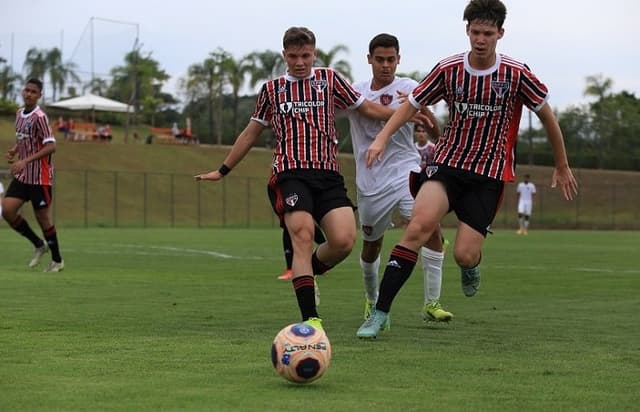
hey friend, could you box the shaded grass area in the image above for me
[1,228,639,411]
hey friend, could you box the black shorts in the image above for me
[268,169,355,225]
[5,178,53,210]
[422,165,504,237]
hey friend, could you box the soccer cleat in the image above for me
[422,300,454,322]
[364,299,376,320]
[357,309,389,339]
[277,269,293,280]
[362,299,390,330]
[461,266,480,297]
[303,317,323,331]
[29,244,49,268]
[44,260,64,273]
[516,229,523,235]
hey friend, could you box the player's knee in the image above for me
[453,248,480,268]
[330,232,356,257]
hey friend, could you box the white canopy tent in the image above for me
[49,93,132,112]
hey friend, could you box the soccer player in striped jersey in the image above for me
[347,33,452,328]
[358,0,578,338]
[2,78,64,272]
[195,27,404,330]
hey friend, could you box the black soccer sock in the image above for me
[10,216,44,248]
[43,226,62,262]
[376,245,418,313]
[292,275,319,321]
[311,250,333,276]
[282,229,293,270]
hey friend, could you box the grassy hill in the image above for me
[1,115,639,229]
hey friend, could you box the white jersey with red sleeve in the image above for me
[348,77,421,196]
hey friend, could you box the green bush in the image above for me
[0,99,18,115]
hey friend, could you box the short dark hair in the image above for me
[463,0,507,29]
[368,33,399,55]
[26,78,43,92]
[283,27,316,49]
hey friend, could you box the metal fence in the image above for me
[5,170,631,230]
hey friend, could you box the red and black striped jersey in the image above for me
[409,52,548,182]
[14,105,55,185]
[252,67,363,174]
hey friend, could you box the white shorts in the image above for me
[357,182,413,242]
[518,200,533,216]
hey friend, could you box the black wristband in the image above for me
[218,164,231,176]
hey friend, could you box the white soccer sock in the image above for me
[524,219,530,230]
[421,247,444,304]
[360,256,380,302]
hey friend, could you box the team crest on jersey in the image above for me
[278,85,287,94]
[285,193,299,207]
[491,81,509,98]
[310,80,327,93]
[456,86,464,97]
[361,225,373,236]
[454,102,468,114]
[279,102,293,114]
[380,94,393,106]
[425,165,438,178]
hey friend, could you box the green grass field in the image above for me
[1,227,638,411]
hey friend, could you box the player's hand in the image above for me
[194,170,223,181]
[411,111,433,129]
[366,138,386,168]
[6,148,17,164]
[9,159,25,175]
[551,165,578,200]
[396,90,409,104]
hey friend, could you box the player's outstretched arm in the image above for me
[536,103,578,200]
[366,101,418,168]
[194,120,265,181]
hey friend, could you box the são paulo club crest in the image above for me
[491,80,509,98]
[285,193,299,207]
[310,80,327,93]
[380,94,393,106]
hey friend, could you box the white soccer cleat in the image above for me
[44,260,64,273]
[29,244,49,268]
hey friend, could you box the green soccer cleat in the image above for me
[363,299,390,330]
[303,317,323,331]
[356,309,389,339]
[422,300,454,322]
[461,266,480,297]
[29,244,49,268]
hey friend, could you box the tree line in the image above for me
[0,47,638,170]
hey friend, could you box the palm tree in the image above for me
[46,48,80,101]
[223,54,253,135]
[246,50,284,90]
[316,44,353,81]
[0,58,22,100]
[83,77,109,96]
[184,56,223,144]
[23,48,47,81]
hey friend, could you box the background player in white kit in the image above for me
[516,173,536,235]
[348,33,453,326]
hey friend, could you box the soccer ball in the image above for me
[271,322,332,384]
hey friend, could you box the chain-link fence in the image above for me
[3,170,632,230]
